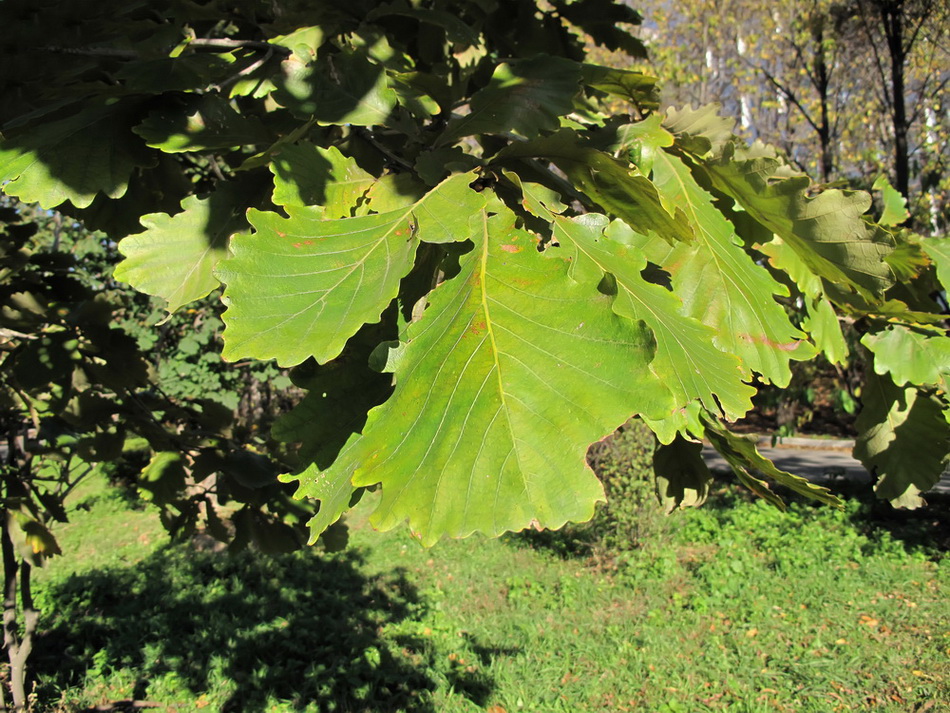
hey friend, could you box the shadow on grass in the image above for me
[35,545,494,712]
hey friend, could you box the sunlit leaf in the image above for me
[862,325,950,388]
[872,174,909,227]
[643,151,816,386]
[218,173,487,366]
[291,207,673,544]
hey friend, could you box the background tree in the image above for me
[632,0,950,232]
[0,14,947,713]
[0,198,320,709]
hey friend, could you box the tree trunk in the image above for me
[812,17,834,183]
[0,520,29,712]
[880,1,910,199]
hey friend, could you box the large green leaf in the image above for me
[642,151,816,386]
[114,192,245,312]
[854,372,950,508]
[698,144,894,299]
[550,212,755,421]
[862,325,950,389]
[438,56,582,145]
[291,208,673,544]
[218,173,487,366]
[0,103,152,209]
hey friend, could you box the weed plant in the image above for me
[515,420,666,562]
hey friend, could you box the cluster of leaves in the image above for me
[0,0,948,553]
[0,202,314,560]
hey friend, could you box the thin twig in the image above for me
[188,38,291,56]
[39,46,138,60]
[354,128,415,171]
[206,46,276,93]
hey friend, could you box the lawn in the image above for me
[33,474,949,712]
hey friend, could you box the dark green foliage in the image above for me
[515,420,666,560]
[585,420,665,556]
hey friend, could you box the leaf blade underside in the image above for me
[292,208,673,544]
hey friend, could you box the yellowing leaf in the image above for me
[646,151,816,386]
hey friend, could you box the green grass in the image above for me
[32,476,950,712]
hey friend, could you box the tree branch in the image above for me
[757,66,821,136]
[40,37,292,63]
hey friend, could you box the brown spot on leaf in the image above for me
[500,244,522,253]
[739,334,803,351]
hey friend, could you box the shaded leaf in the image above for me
[854,372,950,508]
[273,353,392,469]
[699,143,894,299]
[0,102,152,209]
[139,452,187,506]
[554,0,646,56]
[438,56,581,145]
[664,104,734,157]
[499,131,694,243]
[704,420,841,507]
[270,142,375,215]
[581,65,658,110]
[653,435,712,513]
[133,95,272,153]
[114,191,245,312]
[273,51,397,126]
